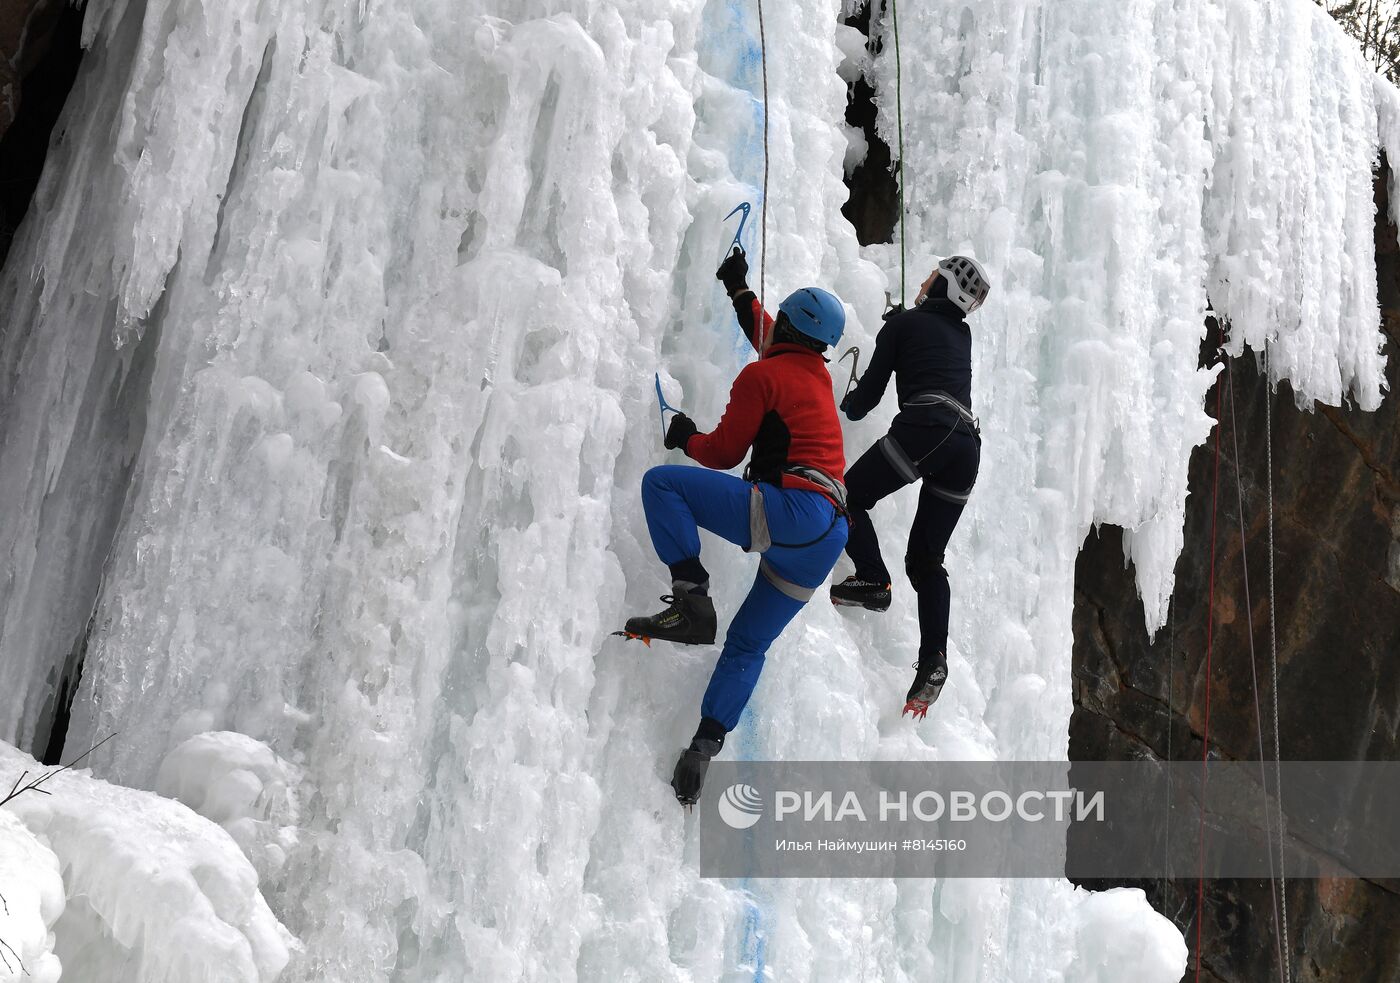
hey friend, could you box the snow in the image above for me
[0,810,64,983]
[0,741,291,983]
[156,732,302,884]
[1064,887,1190,980]
[0,0,1393,980]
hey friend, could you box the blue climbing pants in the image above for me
[640,464,849,730]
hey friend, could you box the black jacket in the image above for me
[843,295,972,425]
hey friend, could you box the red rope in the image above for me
[1195,364,1225,980]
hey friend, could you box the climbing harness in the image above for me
[783,465,849,513]
[903,391,979,427]
[876,392,981,504]
[746,468,848,605]
[838,346,862,400]
[654,372,683,442]
[759,559,815,602]
[744,468,849,556]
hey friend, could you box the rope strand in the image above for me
[1164,594,1175,893]
[756,0,769,313]
[1225,362,1286,983]
[1265,345,1291,982]
[1194,366,1224,982]
[890,0,907,302]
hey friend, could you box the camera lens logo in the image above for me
[717,784,763,829]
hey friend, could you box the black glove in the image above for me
[664,412,699,450]
[840,391,865,420]
[881,302,906,321]
[716,246,749,296]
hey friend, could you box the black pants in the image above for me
[843,419,980,665]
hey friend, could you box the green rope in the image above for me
[757,0,769,313]
[891,0,906,303]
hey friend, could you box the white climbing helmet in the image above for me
[937,255,991,314]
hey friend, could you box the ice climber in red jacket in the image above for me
[622,247,849,806]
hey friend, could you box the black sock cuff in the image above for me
[695,716,728,745]
[669,557,709,593]
[919,649,949,671]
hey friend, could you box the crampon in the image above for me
[902,696,934,719]
[611,629,652,646]
[902,660,947,720]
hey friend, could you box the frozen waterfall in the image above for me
[0,0,1394,980]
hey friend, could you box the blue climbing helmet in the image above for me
[778,287,845,346]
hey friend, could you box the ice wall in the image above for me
[869,0,1390,641]
[0,0,1390,980]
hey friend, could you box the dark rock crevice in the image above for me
[839,1,901,247]
[0,0,84,270]
[21,275,167,763]
[0,0,166,766]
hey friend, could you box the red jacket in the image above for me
[684,292,846,501]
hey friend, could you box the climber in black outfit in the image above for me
[831,256,991,718]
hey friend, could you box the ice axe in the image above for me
[655,372,683,442]
[838,346,862,400]
[722,201,752,256]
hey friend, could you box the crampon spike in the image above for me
[611,630,652,647]
[902,699,931,720]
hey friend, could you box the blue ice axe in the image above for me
[655,372,683,442]
[650,204,748,442]
[723,201,752,255]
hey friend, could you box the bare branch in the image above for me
[0,935,23,976]
[0,734,117,808]
[25,733,116,794]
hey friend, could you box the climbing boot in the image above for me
[903,655,949,719]
[672,720,726,806]
[830,575,892,612]
[619,588,717,646]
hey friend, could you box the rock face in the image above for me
[0,0,56,135]
[0,0,82,265]
[1070,169,1400,981]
